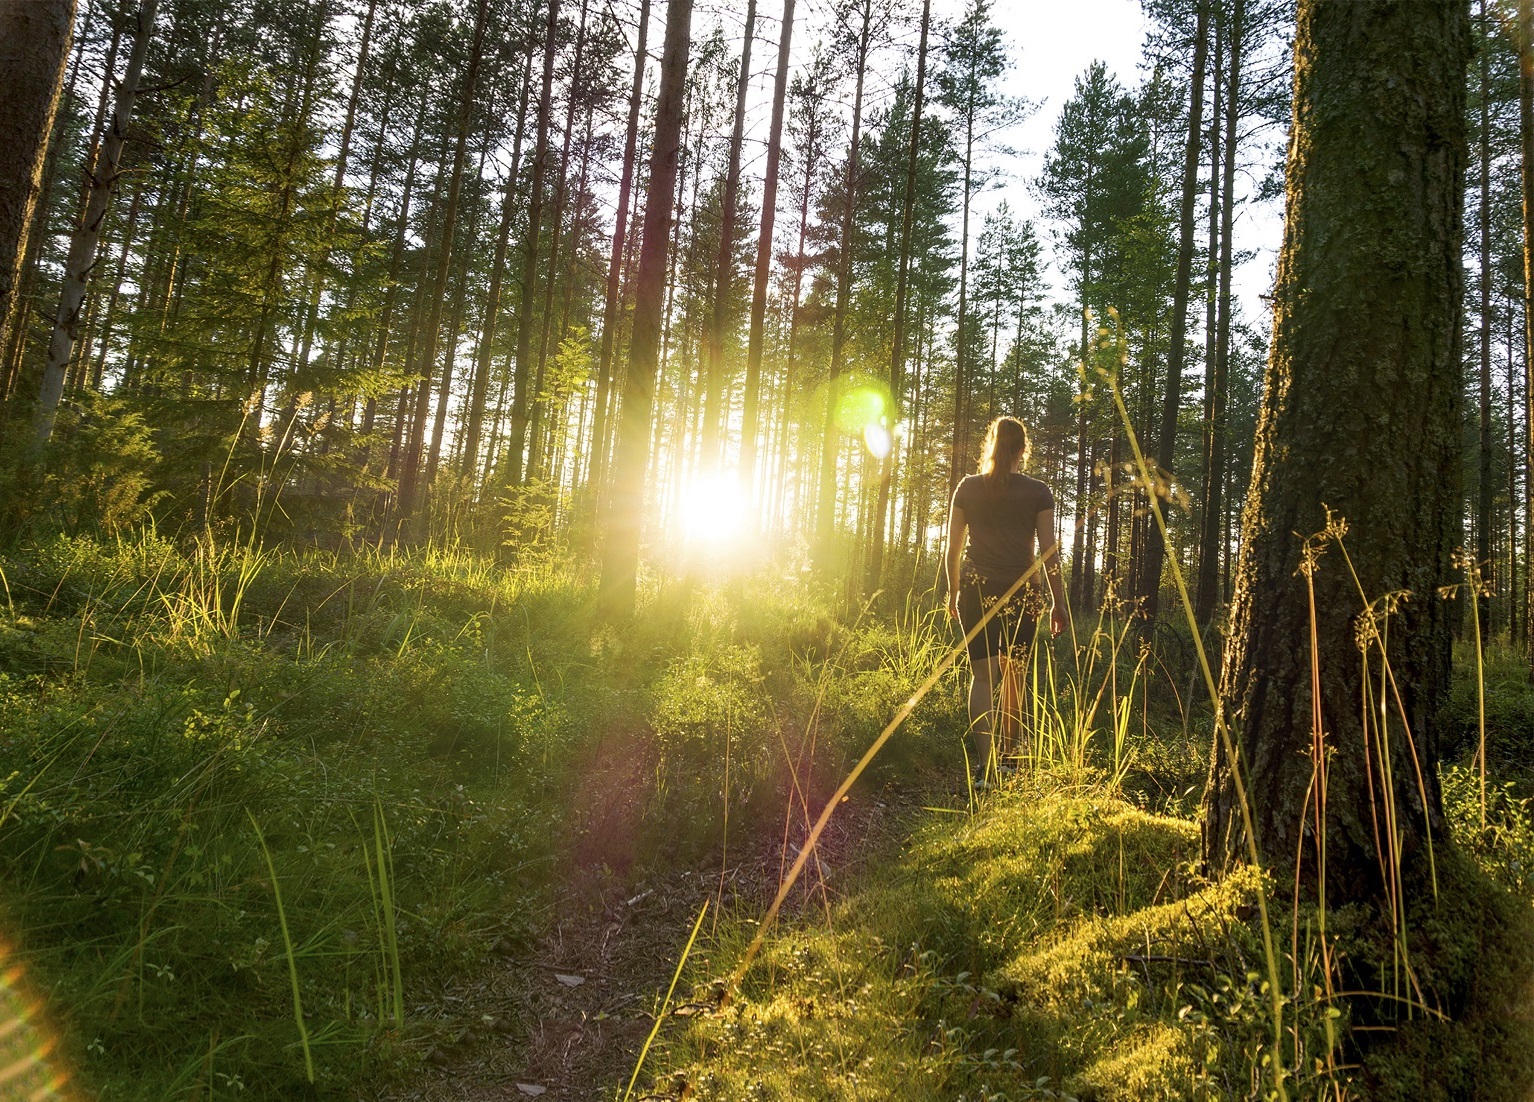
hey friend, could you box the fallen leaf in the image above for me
[555,973,586,987]
[515,1085,547,1096]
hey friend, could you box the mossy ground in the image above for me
[652,730,1534,1101]
[0,533,1530,1099]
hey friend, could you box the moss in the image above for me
[1349,846,1534,1102]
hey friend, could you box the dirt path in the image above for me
[383,735,931,1101]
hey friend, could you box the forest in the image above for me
[0,0,1530,1096]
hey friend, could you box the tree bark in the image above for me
[504,0,562,489]
[396,0,490,528]
[1203,0,1469,907]
[599,0,693,616]
[0,0,77,399]
[813,0,874,568]
[700,0,757,469]
[33,0,154,449]
[866,0,929,592]
[586,0,652,504]
[1478,0,1493,641]
[1137,0,1209,634]
[1520,0,1534,672]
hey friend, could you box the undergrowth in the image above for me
[0,531,958,1098]
[2,530,1530,1099]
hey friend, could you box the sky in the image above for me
[721,0,1288,343]
[984,0,1285,335]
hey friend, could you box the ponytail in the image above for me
[978,417,1029,490]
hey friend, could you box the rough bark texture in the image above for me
[0,0,74,378]
[1204,0,1469,905]
[598,0,692,617]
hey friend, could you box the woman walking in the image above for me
[944,416,1068,788]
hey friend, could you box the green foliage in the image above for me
[0,393,162,538]
[662,787,1289,1101]
[0,534,586,1098]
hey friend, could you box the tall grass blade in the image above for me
[247,810,315,1083]
[623,899,708,1102]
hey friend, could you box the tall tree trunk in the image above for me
[586,0,652,503]
[293,0,379,376]
[599,0,693,616]
[1204,0,1469,907]
[527,0,590,481]
[740,0,795,493]
[32,0,155,449]
[1478,0,1494,641]
[1508,299,1521,642]
[0,0,80,401]
[1520,0,1534,672]
[813,0,874,568]
[949,97,978,497]
[1195,0,1245,626]
[867,0,930,592]
[396,0,490,528]
[505,0,562,488]
[1070,269,1091,609]
[700,0,757,468]
[461,35,535,488]
[1138,0,1209,634]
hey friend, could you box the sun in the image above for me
[677,471,751,550]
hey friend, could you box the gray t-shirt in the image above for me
[952,472,1056,584]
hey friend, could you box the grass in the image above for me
[0,527,1530,1099]
[0,530,960,1098]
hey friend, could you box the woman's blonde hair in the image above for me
[978,416,1030,488]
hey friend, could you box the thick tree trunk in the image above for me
[1203,0,1469,907]
[866,0,929,593]
[1138,0,1209,634]
[33,0,154,449]
[586,0,651,504]
[0,0,76,399]
[599,0,693,616]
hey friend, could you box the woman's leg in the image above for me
[969,655,1003,776]
[997,656,1021,761]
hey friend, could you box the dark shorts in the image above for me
[957,565,1044,662]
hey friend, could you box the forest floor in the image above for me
[391,726,918,1101]
[0,536,1531,1101]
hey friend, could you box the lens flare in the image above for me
[863,423,892,459]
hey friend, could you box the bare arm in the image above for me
[944,503,967,619]
[1035,507,1069,636]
